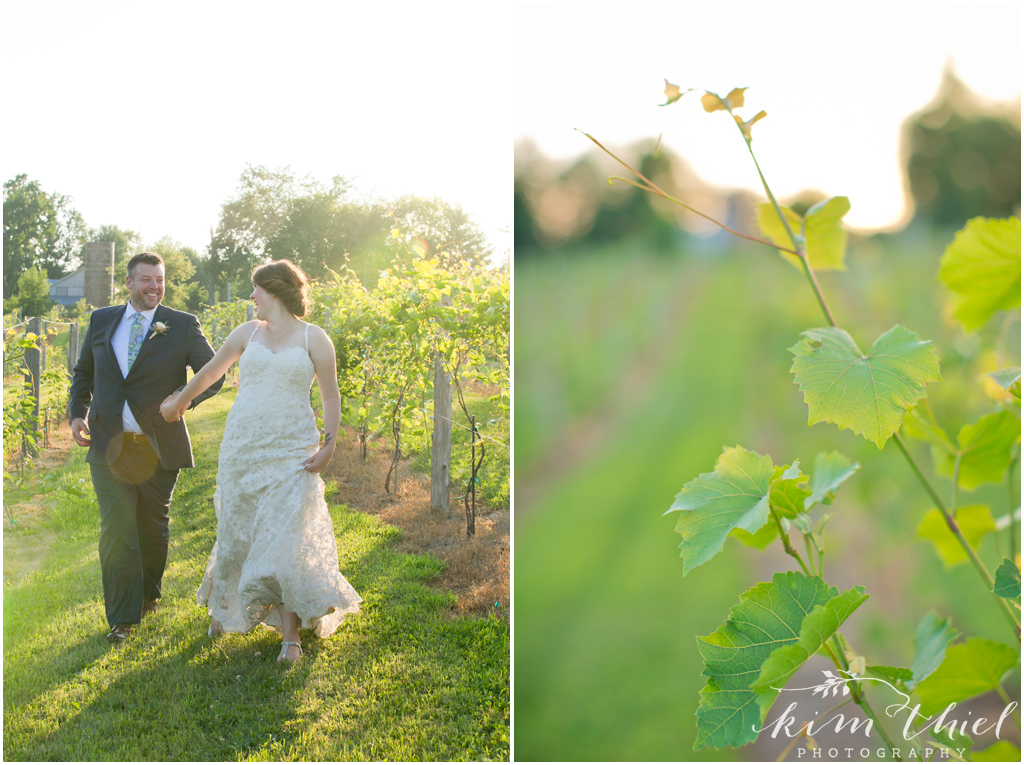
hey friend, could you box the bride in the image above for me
[160,259,361,662]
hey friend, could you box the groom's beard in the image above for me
[131,289,163,311]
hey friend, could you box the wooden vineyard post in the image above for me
[23,317,42,458]
[68,322,80,374]
[431,351,452,515]
[431,292,454,515]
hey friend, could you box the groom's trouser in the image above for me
[90,436,179,628]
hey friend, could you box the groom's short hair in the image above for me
[127,252,164,278]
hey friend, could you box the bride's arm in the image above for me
[160,322,254,421]
[303,326,341,473]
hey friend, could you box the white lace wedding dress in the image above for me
[196,323,362,637]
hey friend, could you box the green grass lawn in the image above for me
[3,388,509,761]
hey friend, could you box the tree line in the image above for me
[4,164,495,315]
[514,70,1021,260]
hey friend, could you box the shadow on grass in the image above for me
[9,625,318,761]
[5,390,508,761]
[4,493,506,761]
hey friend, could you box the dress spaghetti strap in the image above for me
[248,322,261,343]
[304,323,310,352]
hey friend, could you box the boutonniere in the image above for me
[149,321,169,340]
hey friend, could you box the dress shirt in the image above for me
[111,303,157,434]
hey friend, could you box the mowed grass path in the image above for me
[3,388,509,761]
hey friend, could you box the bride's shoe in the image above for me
[208,619,224,638]
[277,641,303,663]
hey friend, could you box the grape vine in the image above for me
[198,247,510,530]
[586,82,1021,760]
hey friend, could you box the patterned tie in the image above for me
[127,312,145,370]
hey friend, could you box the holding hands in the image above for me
[160,393,189,422]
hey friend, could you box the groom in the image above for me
[69,252,225,643]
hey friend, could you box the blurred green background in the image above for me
[513,74,1020,762]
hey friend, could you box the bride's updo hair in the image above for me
[252,259,311,317]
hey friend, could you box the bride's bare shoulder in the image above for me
[228,319,261,336]
[225,320,262,347]
[305,323,336,360]
[305,322,333,344]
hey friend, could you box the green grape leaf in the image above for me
[695,572,865,750]
[914,638,1019,717]
[993,558,1021,599]
[927,726,973,759]
[903,403,958,455]
[813,511,837,537]
[802,196,851,271]
[974,741,1021,762]
[770,462,810,519]
[938,217,1021,331]
[756,196,851,272]
[750,585,868,718]
[790,326,942,449]
[866,665,912,694]
[907,612,959,690]
[730,524,778,549]
[989,367,1021,399]
[826,632,858,665]
[789,513,813,535]
[756,203,802,258]
[847,654,866,678]
[806,451,859,509]
[916,505,995,568]
[666,446,774,575]
[935,412,1021,491]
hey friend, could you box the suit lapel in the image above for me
[126,305,170,377]
[105,304,128,382]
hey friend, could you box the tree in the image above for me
[513,175,541,259]
[180,247,211,312]
[212,165,396,289]
[390,195,493,267]
[208,165,326,299]
[8,266,53,317]
[265,189,353,280]
[210,165,494,294]
[327,200,395,286]
[903,69,1021,226]
[512,141,690,255]
[3,175,87,298]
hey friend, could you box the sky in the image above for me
[2,2,1019,262]
[1,2,512,261]
[515,1,1022,231]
